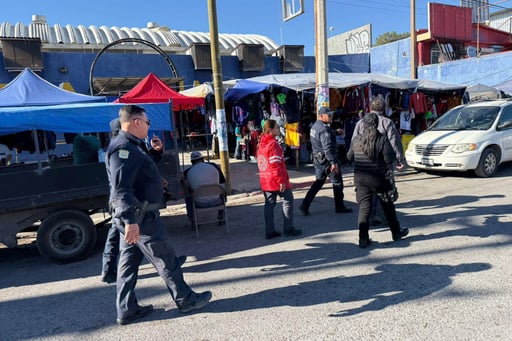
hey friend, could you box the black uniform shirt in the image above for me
[105,130,163,225]
[309,119,337,165]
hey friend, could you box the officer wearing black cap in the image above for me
[299,106,352,215]
[106,105,211,325]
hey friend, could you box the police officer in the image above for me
[299,106,352,215]
[100,118,186,284]
[106,105,211,325]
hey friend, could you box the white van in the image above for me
[405,99,512,177]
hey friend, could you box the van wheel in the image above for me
[37,210,97,262]
[474,148,499,178]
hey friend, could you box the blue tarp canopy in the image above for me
[0,102,172,135]
[0,68,107,106]
[0,68,172,135]
[224,79,269,103]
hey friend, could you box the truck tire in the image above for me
[37,210,97,262]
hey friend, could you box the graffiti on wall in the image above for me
[345,30,371,54]
[328,24,372,55]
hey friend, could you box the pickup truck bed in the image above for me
[0,151,182,261]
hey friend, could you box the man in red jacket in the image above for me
[257,119,302,239]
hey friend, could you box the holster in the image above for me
[313,151,327,164]
[134,200,161,224]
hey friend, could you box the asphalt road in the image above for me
[1,162,511,341]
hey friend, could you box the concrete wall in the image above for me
[328,24,371,55]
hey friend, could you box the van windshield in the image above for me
[429,105,500,131]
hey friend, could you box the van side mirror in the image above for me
[497,121,512,130]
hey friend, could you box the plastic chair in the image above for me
[191,184,229,237]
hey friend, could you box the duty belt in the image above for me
[135,200,162,224]
[313,151,327,163]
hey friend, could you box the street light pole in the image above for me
[410,0,417,79]
[207,0,231,194]
[477,6,481,57]
[314,0,330,114]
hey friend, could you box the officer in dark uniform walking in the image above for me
[106,105,211,325]
[101,118,186,284]
[299,106,352,215]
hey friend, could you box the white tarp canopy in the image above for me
[494,80,512,96]
[198,74,467,103]
[180,83,214,98]
[417,79,467,91]
[465,83,501,101]
[364,73,419,89]
[245,73,420,91]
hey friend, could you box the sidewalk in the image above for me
[170,150,343,209]
[177,148,354,196]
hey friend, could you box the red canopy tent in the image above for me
[115,73,204,111]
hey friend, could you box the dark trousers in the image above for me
[302,159,345,211]
[336,145,348,164]
[263,189,294,234]
[102,224,120,275]
[354,172,401,240]
[115,211,192,319]
[411,113,426,135]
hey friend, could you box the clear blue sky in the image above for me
[0,1,487,55]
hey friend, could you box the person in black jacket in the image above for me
[347,112,409,248]
[101,119,184,284]
[105,105,211,325]
[299,107,352,215]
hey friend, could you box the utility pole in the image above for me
[207,0,231,193]
[410,0,417,79]
[315,0,330,114]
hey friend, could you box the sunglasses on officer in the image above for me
[132,117,151,127]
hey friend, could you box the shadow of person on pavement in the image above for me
[398,194,504,210]
[194,262,490,317]
[394,194,511,244]
[330,262,491,317]
[159,199,359,263]
[181,242,371,274]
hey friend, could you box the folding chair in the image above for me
[192,184,229,237]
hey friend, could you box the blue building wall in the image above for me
[370,38,412,79]
[371,37,512,86]
[0,51,370,94]
[1,38,511,92]
[417,50,512,86]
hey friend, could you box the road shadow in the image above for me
[395,192,511,243]
[191,262,491,317]
[179,242,367,274]
[2,261,490,340]
[159,195,359,264]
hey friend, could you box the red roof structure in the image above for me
[116,73,204,111]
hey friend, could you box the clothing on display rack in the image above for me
[409,91,428,134]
